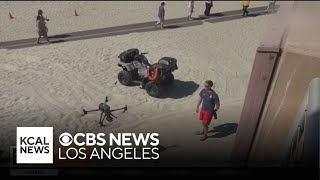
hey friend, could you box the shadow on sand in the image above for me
[160,80,199,99]
[48,34,71,39]
[50,40,67,44]
[164,25,181,29]
[208,123,238,138]
[246,12,267,17]
[210,13,225,17]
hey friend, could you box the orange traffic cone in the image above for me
[9,12,14,19]
[74,10,79,16]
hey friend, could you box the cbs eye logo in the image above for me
[59,133,73,146]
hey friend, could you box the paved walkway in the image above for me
[0,5,278,50]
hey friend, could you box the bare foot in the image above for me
[195,131,204,135]
[200,136,208,141]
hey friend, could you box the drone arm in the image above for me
[110,105,127,112]
[109,112,117,119]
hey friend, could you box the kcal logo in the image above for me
[16,127,53,164]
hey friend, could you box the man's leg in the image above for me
[155,19,161,28]
[161,19,164,29]
[272,2,276,12]
[200,123,209,141]
[36,36,41,44]
[242,7,246,16]
[42,30,50,43]
[196,110,204,135]
[189,10,193,20]
[200,111,212,141]
[243,6,249,16]
[207,6,212,16]
[204,3,209,16]
[44,36,50,43]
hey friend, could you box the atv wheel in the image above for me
[145,81,161,97]
[164,73,174,86]
[118,70,132,86]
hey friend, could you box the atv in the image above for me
[117,48,178,97]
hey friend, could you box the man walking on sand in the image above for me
[188,0,195,20]
[196,80,220,141]
[204,0,213,16]
[242,0,250,17]
[155,2,165,29]
[266,1,276,13]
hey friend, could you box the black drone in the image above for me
[82,96,127,127]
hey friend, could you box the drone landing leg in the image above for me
[99,112,104,126]
[99,113,108,127]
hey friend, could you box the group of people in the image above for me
[155,1,277,29]
[36,1,277,41]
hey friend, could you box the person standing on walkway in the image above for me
[204,0,213,16]
[266,1,276,13]
[36,9,50,44]
[155,2,165,29]
[242,1,250,17]
[188,0,195,20]
[195,80,220,141]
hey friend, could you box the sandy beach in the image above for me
[0,1,273,165]
[1,1,268,42]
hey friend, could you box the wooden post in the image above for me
[230,1,296,164]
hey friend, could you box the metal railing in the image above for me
[283,77,320,167]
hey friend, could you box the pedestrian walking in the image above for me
[155,2,165,29]
[242,1,250,17]
[266,1,276,13]
[36,9,50,44]
[188,0,195,20]
[204,0,213,16]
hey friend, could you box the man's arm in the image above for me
[214,103,220,112]
[36,20,39,30]
[214,95,220,112]
[196,95,202,113]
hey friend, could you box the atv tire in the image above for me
[118,70,132,86]
[145,81,161,97]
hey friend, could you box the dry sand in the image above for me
[0,1,273,166]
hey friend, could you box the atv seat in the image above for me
[118,48,139,63]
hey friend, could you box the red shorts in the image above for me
[199,109,213,125]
